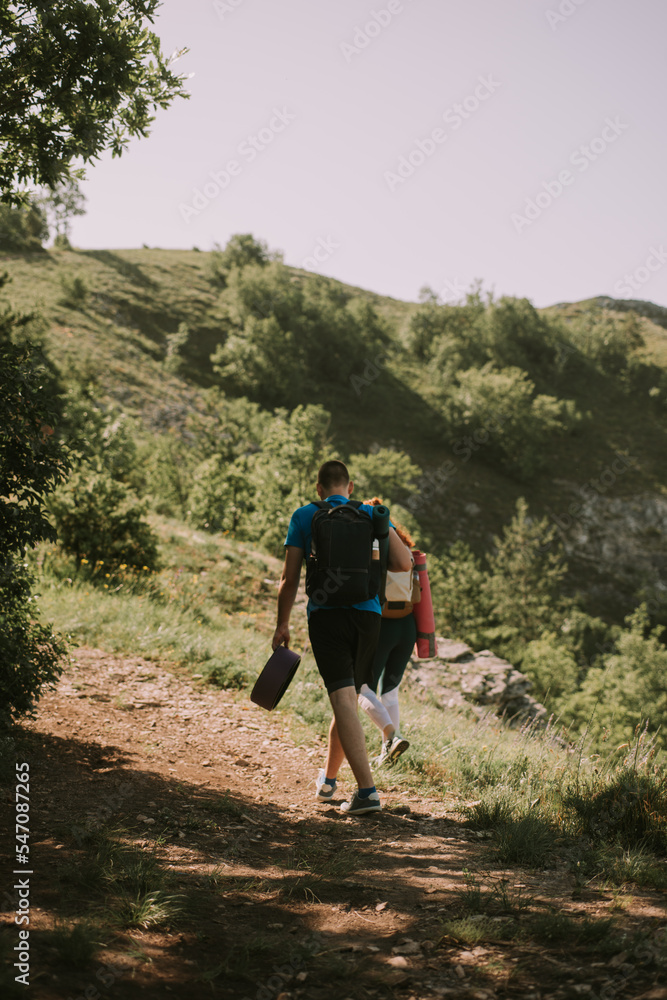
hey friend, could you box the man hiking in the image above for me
[272,460,412,815]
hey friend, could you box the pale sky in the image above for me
[70,0,667,310]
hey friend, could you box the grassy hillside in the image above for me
[1,249,667,572]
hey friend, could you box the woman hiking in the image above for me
[358,497,417,766]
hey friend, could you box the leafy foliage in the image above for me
[520,633,580,703]
[0,275,70,723]
[205,233,276,288]
[442,363,581,479]
[560,606,667,746]
[0,0,189,201]
[187,455,253,534]
[48,466,159,571]
[211,259,391,406]
[0,561,67,727]
[568,310,645,379]
[484,499,570,657]
[36,178,87,246]
[432,500,573,669]
[430,541,492,651]
[348,449,422,506]
[62,389,141,487]
[0,200,48,251]
[406,283,487,365]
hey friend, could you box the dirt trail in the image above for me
[1,647,665,1000]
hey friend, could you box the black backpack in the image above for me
[305,500,380,607]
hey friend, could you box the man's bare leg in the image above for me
[325,686,373,789]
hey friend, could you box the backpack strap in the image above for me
[312,500,332,511]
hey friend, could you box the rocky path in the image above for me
[1,648,665,1000]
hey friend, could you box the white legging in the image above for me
[358,683,400,735]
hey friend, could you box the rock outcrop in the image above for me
[407,636,548,726]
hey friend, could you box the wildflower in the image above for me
[80,558,89,565]
[120,564,127,570]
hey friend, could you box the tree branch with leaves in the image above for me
[0,0,190,203]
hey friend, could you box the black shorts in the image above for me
[308,608,381,694]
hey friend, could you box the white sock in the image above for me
[358,684,393,734]
[381,687,400,734]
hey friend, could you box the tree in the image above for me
[0,0,189,203]
[206,233,276,287]
[0,275,71,724]
[0,199,48,251]
[36,178,87,248]
[348,449,422,506]
[560,606,667,749]
[243,405,332,551]
[211,259,391,407]
[483,498,571,663]
[48,466,159,571]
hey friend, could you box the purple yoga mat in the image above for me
[250,645,301,711]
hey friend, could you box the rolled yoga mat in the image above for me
[250,645,301,711]
[412,549,436,658]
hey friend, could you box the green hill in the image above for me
[3,242,667,628]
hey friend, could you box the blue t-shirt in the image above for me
[284,495,382,617]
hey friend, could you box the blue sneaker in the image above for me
[340,790,382,815]
[315,769,336,801]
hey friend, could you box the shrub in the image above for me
[205,233,274,288]
[520,633,580,704]
[442,363,580,479]
[483,499,571,664]
[0,278,70,723]
[187,455,253,534]
[62,389,140,486]
[139,432,197,517]
[570,310,644,379]
[348,449,422,507]
[0,201,48,251]
[48,466,159,570]
[559,606,667,749]
[430,541,492,649]
[406,284,487,365]
[485,296,562,376]
[58,273,88,307]
[211,261,391,407]
[0,562,67,725]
